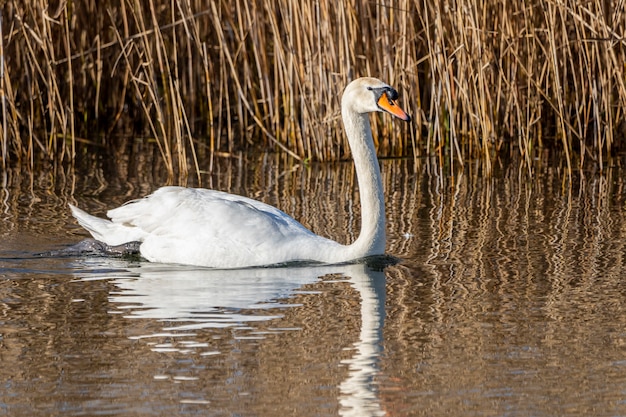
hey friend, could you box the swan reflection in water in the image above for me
[75,259,387,416]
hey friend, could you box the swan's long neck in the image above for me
[342,107,386,257]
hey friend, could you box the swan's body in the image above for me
[70,77,410,268]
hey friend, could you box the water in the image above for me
[2,154,626,416]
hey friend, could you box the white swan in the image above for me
[70,77,411,268]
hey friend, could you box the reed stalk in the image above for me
[0,9,6,168]
[2,0,625,176]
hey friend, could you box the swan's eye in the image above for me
[386,89,400,101]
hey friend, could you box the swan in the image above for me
[70,77,411,268]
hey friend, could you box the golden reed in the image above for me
[1,1,624,177]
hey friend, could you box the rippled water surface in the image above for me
[2,154,626,416]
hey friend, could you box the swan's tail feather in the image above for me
[69,204,147,246]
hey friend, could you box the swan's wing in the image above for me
[107,186,309,238]
[106,186,326,267]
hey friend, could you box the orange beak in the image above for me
[378,93,411,122]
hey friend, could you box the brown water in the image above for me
[1,153,626,416]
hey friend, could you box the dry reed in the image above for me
[1,0,625,178]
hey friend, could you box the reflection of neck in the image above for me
[339,266,386,417]
[342,108,386,259]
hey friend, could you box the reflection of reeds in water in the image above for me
[381,157,626,415]
[2,1,625,176]
[3,147,626,414]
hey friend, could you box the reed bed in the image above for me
[1,0,625,178]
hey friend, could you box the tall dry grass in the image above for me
[1,0,625,178]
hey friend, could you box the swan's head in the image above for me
[342,77,411,122]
